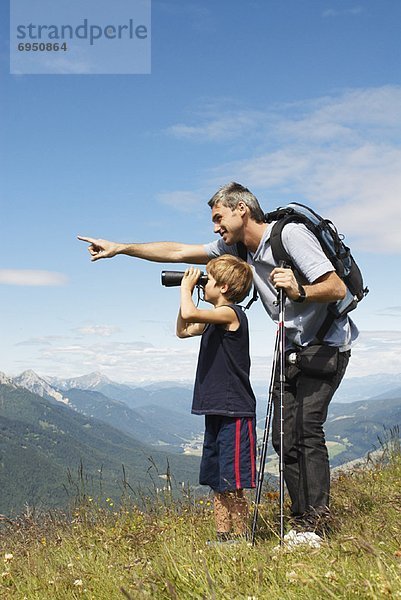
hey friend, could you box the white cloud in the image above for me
[157,190,204,212]
[216,142,401,252]
[16,337,56,347]
[249,330,401,383]
[167,87,401,145]
[345,331,401,377]
[375,307,401,317]
[166,110,265,142]
[9,327,401,383]
[36,339,200,383]
[198,86,401,253]
[322,7,363,18]
[75,325,120,337]
[0,270,68,286]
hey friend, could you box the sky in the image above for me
[1,0,401,387]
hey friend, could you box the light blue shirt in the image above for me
[204,222,359,351]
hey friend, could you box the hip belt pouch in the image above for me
[297,344,339,376]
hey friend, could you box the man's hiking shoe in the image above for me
[273,529,323,551]
[291,509,331,537]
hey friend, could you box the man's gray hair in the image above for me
[208,182,265,223]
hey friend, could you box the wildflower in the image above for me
[74,579,83,587]
[4,553,13,562]
[286,570,298,583]
[324,571,337,582]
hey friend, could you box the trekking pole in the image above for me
[250,329,280,546]
[277,284,286,545]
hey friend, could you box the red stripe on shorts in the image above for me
[247,418,256,487]
[235,418,241,489]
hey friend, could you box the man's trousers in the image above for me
[272,349,350,528]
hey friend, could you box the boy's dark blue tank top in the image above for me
[191,304,256,417]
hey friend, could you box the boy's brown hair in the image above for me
[207,254,253,303]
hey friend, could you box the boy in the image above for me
[176,254,257,542]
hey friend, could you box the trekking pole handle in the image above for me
[274,260,289,305]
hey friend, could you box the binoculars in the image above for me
[161,271,208,287]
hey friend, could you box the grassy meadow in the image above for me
[1,443,401,599]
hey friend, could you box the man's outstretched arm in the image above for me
[77,237,209,264]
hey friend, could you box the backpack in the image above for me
[238,202,369,340]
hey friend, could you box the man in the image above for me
[79,181,357,543]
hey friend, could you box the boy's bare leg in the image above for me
[213,492,232,534]
[214,490,249,536]
[226,490,249,536]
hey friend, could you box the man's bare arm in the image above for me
[270,268,346,302]
[77,237,209,264]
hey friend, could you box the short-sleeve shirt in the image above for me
[204,222,359,351]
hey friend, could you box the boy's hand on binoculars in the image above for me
[270,267,299,300]
[181,267,201,292]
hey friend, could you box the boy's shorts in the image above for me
[199,415,256,493]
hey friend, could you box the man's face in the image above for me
[211,202,244,245]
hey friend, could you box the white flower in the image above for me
[286,570,298,583]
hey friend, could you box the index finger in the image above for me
[77,236,96,244]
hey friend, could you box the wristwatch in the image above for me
[294,283,307,303]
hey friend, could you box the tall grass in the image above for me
[1,446,401,599]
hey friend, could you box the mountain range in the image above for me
[1,368,401,515]
[331,372,401,403]
[9,370,204,451]
[0,372,203,516]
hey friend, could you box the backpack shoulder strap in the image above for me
[269,217,293,267]
[268,211,312,268]
[314,311,336,343]
[235,242,259,310]
[236,241,248,262]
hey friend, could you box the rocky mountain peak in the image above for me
[13,370,69,405]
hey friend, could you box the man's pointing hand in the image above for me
[77,236,120,262]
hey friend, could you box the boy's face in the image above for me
[204,271,224,304]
